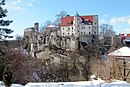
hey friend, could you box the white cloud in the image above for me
[27,2,33,7]
[118,17,126,22]
[110,17,127,24]
[6,0,34,10]
[11,1,17,5]
[7,0,23,10]
[16,0,22,3]
[15,6,21,10]
[122,28,130,34]
[109,16,130,25]
[11,0,22,5]
[128,19,130,24]
[109,17,117,24]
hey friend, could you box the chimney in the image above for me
[34,22,39,32]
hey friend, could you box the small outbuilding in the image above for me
[108,46,130,81]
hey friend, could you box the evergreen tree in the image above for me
[0,0,13,41]
[0,0,13,81]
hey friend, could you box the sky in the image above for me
[3,0,130,39]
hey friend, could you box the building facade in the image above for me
[60,13,98,37]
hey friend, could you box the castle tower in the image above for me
[34,22,39,32]
[74,12,80,37]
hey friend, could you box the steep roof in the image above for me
[61,16,93,26]
[81,16,93,22]
[61,16,74,26]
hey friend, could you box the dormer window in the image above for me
[85,19,89,21]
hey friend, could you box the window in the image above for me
[72,27,73,29]
[68,27,70,31]
[94,26,96,30]
[63,33,64,35]
[81,32,83,34]
[78,30,79,32]
[89,32,91,34]
[68,33,70,35]
[89,26,90,29]
[63,28,64,30]
[84,32,85,34]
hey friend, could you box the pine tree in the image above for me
[0,0,13,41]
[0,0,13,81]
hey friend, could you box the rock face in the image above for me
[23,27,96,59]
[23,27,103,82]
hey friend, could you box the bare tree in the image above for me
[53,11,68,26]
[100,24,115,37]
[40,11,68,31]
[40,20,53,32]
[15,34,23,40]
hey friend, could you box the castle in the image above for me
[24,13,99,58]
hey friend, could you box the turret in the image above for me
[34,22,39,32]
[74,12,80,37]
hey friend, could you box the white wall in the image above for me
[92,15,98,35]
[79,25,92,35]
[61,15,98,37]
[61,26,75,36]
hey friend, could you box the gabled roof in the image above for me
[61,15,94,26]
[61,16,74,26]
[81,16,93,23]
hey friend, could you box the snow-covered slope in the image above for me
[24,79,130,87]
[1,79,130,87]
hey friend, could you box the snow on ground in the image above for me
[24,79,130,87]
[1,79,130,87]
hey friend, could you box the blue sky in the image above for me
[4,0,130,38]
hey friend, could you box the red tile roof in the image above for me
[61,16,93,26]
[61,16,74,26]
[81,16,93,22]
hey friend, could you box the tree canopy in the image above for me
[0,0,13,81]
[100,24,115,37]
[0,0,13,41]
